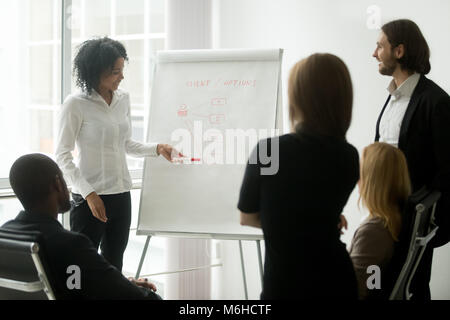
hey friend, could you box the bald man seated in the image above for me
[1,153,161,300]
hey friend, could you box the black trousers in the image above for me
[70,192,132,272]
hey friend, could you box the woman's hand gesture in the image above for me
[157,144,184,161]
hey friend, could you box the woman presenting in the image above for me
[56,37,178,271]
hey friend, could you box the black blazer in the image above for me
[375,75,450,248]
[1,211,161,300]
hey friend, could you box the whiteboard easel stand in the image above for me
[238,240,248,300]
[134,233,264,300]
[238,239,265,300]
[135,235,152,279]
[256,240,264,285]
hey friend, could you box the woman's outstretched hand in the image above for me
[157,144,184,161]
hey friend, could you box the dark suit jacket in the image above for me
[1,211,161,300]
[375,75,450,248]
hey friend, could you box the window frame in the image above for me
[0,0,166,193]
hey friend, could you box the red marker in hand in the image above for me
[172,155,201,164]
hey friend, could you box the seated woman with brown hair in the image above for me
[349,142,412,299]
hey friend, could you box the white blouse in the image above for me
[55,89,159,199]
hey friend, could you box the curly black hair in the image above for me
[73,37,128,95]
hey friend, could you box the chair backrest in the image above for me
[388,188,441,300]
[0,228,56,300]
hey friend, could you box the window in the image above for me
[0,0,168,297]
[0,0,166,183]
[0,0,61,181]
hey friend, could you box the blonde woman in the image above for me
[349,142,411,299]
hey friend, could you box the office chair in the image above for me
[0,228,56,300]
[388,188,441,300]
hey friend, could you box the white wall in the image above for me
[212,0,450,300]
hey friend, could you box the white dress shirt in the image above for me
[379,73,421,147]
[56,89,159,199]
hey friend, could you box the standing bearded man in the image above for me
[372,19,450,300]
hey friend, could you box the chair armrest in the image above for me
[0,277,45,292]
[416,226,439,246]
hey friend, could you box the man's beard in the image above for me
[379,55,397,76]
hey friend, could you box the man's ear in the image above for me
[394,44,405,59]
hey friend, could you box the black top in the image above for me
[238,128,359,299]
[1,211,161,300]
[375,75,450,248]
